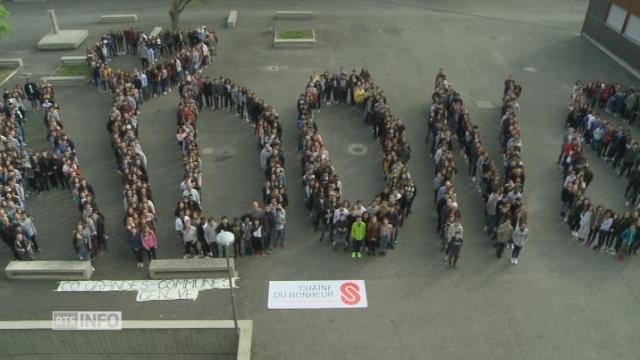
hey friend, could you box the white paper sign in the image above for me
[268,280,367,309]
[56,278,236,302]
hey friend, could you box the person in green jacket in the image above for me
[617,224,636,261]
[350,215,366,258]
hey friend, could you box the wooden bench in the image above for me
[0,58,23,68]
[227,10,238,29]
[149,26,163,38]
[5,261,93,280]
[100,14,138,23]
[275,11,313,20]
[60,55,87,66]
[148,258,236,279]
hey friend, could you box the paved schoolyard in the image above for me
[1,0,639,359]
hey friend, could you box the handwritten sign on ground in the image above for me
[56,278,237,302]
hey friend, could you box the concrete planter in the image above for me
[0,67,21,87]
[41,75,88,86]
[273,29,316,48]
[0,58,23,87]
[275,11,313,20]
[60,56,88,66]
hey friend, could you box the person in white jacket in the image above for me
[511,223,529,264]
[203,217,219,258]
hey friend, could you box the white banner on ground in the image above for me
[55,278,237,302]
[268,280,367,309]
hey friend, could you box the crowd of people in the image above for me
[1,79,106,265]
[569,81,640,125]
[428,70,529,268]
[173,74,288,259]
[559,81,640,260]
[93,25,232,268]
[296,67,417,258]
[1,85,39,261]
[39,83,107,264]
[87,27,218,97]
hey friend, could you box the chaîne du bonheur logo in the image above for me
[267,280,367,309]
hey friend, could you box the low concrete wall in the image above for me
[5,260,93,280]
[0,58,24,67]
[0,320,252,360]
[100,14,138,23]
[41,76,88,86]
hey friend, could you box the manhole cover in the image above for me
[202,147,214,155]
[476,101,494,109]
[347,143,368,156]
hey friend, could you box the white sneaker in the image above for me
[571,231,578,237]
[513,258,518,265]
[471,177,476,183]
[183,254,190,259]
[483,226,488,232]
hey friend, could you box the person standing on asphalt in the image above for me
[203,77,213,109]
[511,223,529,264]
[379,217,393,256]
[495,219,513,259]
[203,217,218,257]
[141,224,158,264]
[251,218,264,257]
[332,213,349,251]
[350,215,366,258]
[447,231,463,269]
[127,225,143,268]
[365,215,380,256]
[617,224,637,261]
[14,233,35,261]
[274,206,286,249]
[182,217,198,258]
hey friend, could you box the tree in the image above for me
[0,3,10,38]
[168,0,194,30]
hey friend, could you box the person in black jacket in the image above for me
[213,78,223,110]
[24,80,40,111]
[203,77,213,109]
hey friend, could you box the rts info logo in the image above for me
[52,311,122,330]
